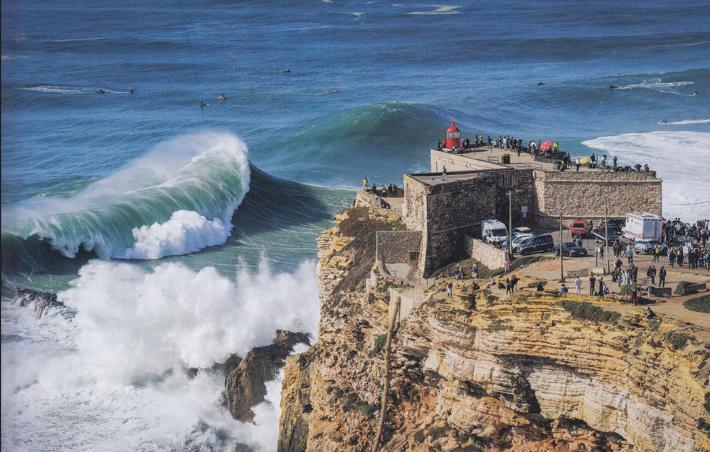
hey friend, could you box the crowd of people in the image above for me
[435,133,655,175]
[362,177,402,197]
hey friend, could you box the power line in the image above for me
[664,200,710,206]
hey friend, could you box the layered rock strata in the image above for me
[279,207,709,451]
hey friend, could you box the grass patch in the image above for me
[431,258,494,280]
[370,334,387,356]
[684,295,710,313]
[675,281,699,296]
[559,300,621,324]
[664,331,694,350]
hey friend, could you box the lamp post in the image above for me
[559,210,564,282]
[507,190,513,263]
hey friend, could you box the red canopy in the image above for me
[540,140,553,152]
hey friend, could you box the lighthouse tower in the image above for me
[444,120,462,150]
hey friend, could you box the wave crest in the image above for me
[2,131,250,259]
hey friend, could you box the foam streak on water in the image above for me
[582,131,710,220]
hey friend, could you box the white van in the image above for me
[481,219,508,244]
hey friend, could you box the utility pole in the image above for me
[604,197,609,273]
[559,210,564,282]
[507,190,513,262]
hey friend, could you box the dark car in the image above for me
[517,234,555,255]
[591,226,620,244]
[554,242,588,257]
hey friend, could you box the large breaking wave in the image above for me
[1,131,250,261]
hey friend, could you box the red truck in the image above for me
[570,219,592,238]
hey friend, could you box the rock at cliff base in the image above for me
[225,330,310,422]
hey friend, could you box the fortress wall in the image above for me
[430,150,508,172]
[402,175,427,232]
[534,170,662,223]
[375,231,422,264]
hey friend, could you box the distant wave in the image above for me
[409,5,460,15]
[658,118,710,125]
[582,131,710,220]
[2,131,250,260]
[20,85,127,94]
[616,78,695,96]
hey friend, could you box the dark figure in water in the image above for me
[693,90,699,96]
[128,88,136,94]
[608,84,617,89]
[200,101,208,108]
[537,81,544,86]
[218,94,227,102]
[282,68,291,73]
[96,88,105,94]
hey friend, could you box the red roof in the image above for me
[446,120,460,133]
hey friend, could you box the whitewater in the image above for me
[3,0,710,451]
[582,131,710,220]
[2,131,250,260]
[1,259,318,451]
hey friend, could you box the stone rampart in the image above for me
[375,231,421,264]
[464,236,507,270]
[430,150,508,172]
[534,170,662,224]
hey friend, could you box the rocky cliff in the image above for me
[279,207,710,451]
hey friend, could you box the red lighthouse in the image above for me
[444,120,462,149]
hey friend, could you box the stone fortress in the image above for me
[362,122,663,277]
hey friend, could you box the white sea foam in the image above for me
[658,118,710,125]
[409,5,460,15]
[19,85,127,94]
[124,210,230,259]
[582,131,710,220]
[4,131,250,259]
[1,257,318,451]
[616,78,695,96]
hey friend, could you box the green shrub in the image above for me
[675,281,698,296]
[665,331,694,350]
[370,334,387,356]
[648,317,661,331]
[684,295,710,313]
[559,300,621,324]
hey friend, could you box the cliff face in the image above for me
[279,207,710,451]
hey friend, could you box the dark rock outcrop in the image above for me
[11,288,64,319]
[226,329,309,422]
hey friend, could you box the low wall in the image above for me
[465,236,507,270]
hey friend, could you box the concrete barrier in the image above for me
[649,286,672,297]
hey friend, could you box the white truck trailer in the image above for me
[622,212,663,241]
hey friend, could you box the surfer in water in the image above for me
[693,90,699,96]
[537,81,544,86]
[128,88,136,94]
[96,88,106,94]
[218,94,227,102]
[200,101,208,108]
[328,88,338,94]
[608,84,617,89]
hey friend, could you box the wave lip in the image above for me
[2,131,250,260]
[582,131,710,220]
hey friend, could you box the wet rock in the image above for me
[225,330,309,422]
[11,288,64,319]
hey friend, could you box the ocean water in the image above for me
[1,0,709,450]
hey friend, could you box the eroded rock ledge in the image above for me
[279,207,710,451]
[225,329,309,422]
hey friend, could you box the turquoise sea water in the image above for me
[1,1,709,450]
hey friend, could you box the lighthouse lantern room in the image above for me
[444,120,462,149]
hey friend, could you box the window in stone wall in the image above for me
[409,252,419,261]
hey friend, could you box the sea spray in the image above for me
[1,257,318,451]
[1,131,250,260]
[582,131,710,220]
